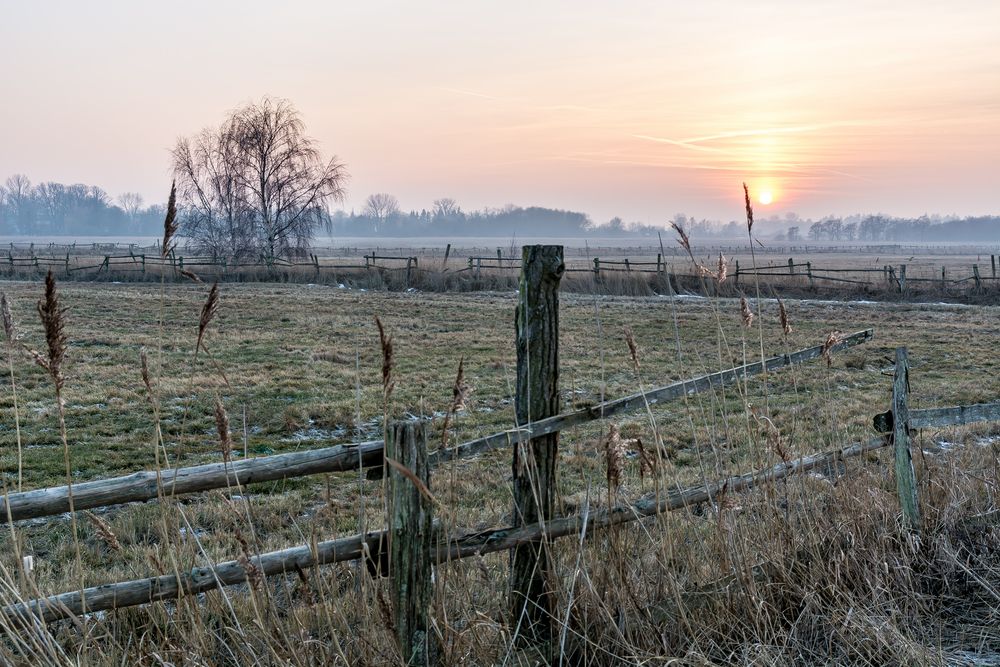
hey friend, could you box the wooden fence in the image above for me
[3,246,999,661]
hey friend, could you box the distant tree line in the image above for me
[0,174,163,236]
[328,196,666,238]
[5,169,999,245]
[800,214,1000,243]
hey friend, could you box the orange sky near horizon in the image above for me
[2,1,998,227]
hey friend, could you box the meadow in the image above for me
[0,277,999,664]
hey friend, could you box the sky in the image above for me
[2,0,999,226]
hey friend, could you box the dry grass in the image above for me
[0,275,997,664]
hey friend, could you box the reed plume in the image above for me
[84,511,122,553]
[636,436,656,481]
[623,327,640,371]
[604,423,626,492]
[162,181,178,259]
[1,292,16,343]
[740,296,755,329]
[180,269,203,283]
[670,222,695,262]
[375,316,395,403]
[1,291,24,492]
[236,531,263,590]
[743,182,754,233]
[214,396,234,463]
[717,253,728,284]
[821,331,845,367]
[35,271,67,391]
[139,347,155,403]
[196,282,220,354]
[778,298,792,336]
[440,357,472,449]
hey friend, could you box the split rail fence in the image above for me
[2,246,999,662]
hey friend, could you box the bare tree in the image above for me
[4,174,32,219]
[117,192,144,221]
[172,98,348,260]
[363,193,400,233]
[432,197,460,219]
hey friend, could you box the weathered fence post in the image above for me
[992,255,997,280]
[941,266,946,290]
[788,257,795,275]
[973,264,982,292]
[806,261,814,288]
[442,243,451,270]
[511,245,564,651]
[734,259,739,287]
[593,257,601,280]
[899,264,906,294]
[892,347,920,530]
[387,420,440,666]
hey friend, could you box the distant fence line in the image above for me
[5,239,1000,259]
[3,244,1000,298]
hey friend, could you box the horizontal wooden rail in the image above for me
[4,435,891,624]
[910,402,1000,428]
[0,330,874,522]
[431,329,875,464]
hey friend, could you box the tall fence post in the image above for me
[387,420,440,666]
[806,261,814,288]
[973,264,982,292]
[788,257,795,275]
[899,264,906,294]
[511,245,564,651]
[892,347,920,530]
[992,255,997,280]
[593,257,601,280]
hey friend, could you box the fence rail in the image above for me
[0,331,874,523]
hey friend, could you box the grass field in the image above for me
[1,278,999,664]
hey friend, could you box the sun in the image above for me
[758,190,774,205]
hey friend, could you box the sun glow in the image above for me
[758,190,774,205]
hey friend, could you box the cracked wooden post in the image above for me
[387,420,440,666]
[893,347,920,530]
[511,244,564,650]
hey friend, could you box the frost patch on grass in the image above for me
[281,421,348,443]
